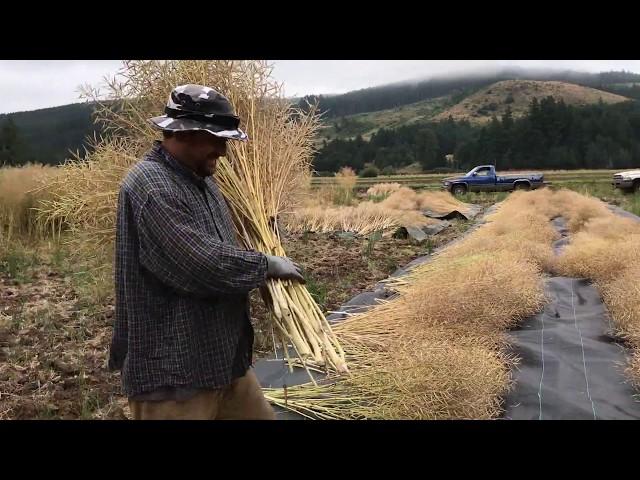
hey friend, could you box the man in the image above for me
[108,84,304,420]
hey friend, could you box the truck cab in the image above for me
[464,165,498,190]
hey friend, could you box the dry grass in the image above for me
[337,251,546,360]
[556,193,612,233]
[555,230,639,281]
[378,187,473,216]
[602,267,640,346]
[266,191,551,419]
[283,202,435,236]
[436,190,558,272]
[268,340,510,420]
[366,183,401,198]
[0,165,60,244]
[334,167,357,205]
[552,191,640,281]
[415,190,473,214]
[285,186,467,236]
[335,167,357,188]
[304,185,338,207]
[35,138,142,259]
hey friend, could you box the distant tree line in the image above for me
[314,120,474,173]
[313,98,640,173]
[0,102,103,167]
[0,118,31,166]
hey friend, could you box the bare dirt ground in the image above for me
[0,260,126,419]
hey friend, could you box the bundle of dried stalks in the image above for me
[266,191,550,419]
[284,202,434,235]
[380,187,473,216]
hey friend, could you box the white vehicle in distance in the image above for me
[612,170,640,193]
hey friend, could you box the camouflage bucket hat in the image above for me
[149,84,248,141]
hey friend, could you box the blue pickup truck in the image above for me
[442,165,547,196]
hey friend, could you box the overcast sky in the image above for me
[1,60,640,114]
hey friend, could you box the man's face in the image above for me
[179,131,228,177]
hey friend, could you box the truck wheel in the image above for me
[452,184,467,196]
[514,182,530,191]
[634,180,640,194]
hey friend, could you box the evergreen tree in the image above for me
[0,118,28,166]
[415,128,440,171]
[502,105,514,130]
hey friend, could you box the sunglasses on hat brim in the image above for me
[164,106,241,130]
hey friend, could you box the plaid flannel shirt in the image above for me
[108,141,268,398]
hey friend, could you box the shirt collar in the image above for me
[151,140,208,190]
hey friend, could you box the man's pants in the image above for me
[128,369,276,420]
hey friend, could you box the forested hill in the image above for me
[0,103,101,166]
[297,69,640,118]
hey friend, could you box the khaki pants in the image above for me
[128,369,276,420]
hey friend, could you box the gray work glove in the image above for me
[265,254,306,284]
